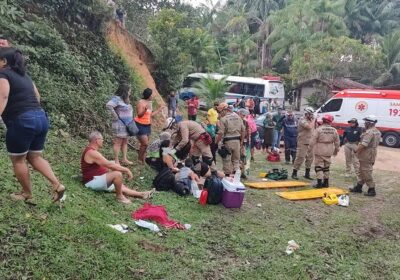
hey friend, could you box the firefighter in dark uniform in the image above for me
[350,115,381,197]
[342,118,363,179]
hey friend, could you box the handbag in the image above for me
[114,109,138,136]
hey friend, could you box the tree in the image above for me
[374,30,400,86]
[193,76,228,106]
[268,0,348,67]
[237,0,286,70]
[290,36,385,84]
[148,9,190,94]
[344,0,400,43]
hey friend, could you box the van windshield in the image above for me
[320,98,343,112]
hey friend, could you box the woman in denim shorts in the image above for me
[0,47,65,203]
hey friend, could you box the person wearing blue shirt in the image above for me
[282,111,298,164]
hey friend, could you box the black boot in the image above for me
[323,179,329,188]
[349,183,363,193]
[364,188,376,197]
[304,168,312,180]
[313,179,323,188]
[291,169,298,180]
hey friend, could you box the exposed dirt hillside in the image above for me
[106,23,166,130]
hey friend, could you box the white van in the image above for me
[316,89,400,147]
[179,73,285,107]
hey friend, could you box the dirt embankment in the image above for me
[106,23,166,130]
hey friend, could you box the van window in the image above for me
[227,82,264,97]
[320,99,343,113]
[182,77,200,88]
[227,82,242,94]
[243,83,264,97]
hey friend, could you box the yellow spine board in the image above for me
[245,181,309,189]
[276,188,348,200]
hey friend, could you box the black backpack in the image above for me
[204,174,224,205]
[152,167,175,191]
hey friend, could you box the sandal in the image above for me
[10,192,36,206]
[143,188,155,199]
[52,184,66,203]
[117,196,132,205]
[121,160,134,166]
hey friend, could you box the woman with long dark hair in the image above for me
[106,83,133,165]
[134,88,165,163]
[0,47,65,203]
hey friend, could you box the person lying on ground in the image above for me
[175,158,200,183]
[192,162,225,187]
[81,131,154,204]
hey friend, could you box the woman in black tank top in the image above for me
[0,47,65,204]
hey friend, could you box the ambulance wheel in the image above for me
[382,132,400,148]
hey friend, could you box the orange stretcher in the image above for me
[276,187,348,201]
[245,181,309,189]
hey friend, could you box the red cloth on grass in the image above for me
[132,203,186,230]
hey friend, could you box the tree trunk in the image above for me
[261,41,266,71]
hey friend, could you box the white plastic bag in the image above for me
[338,195,350,207]
[285,240,300,255]
[108,224,129,233]
[135,220,160,232]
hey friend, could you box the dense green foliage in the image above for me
[0,0,141,134]
[122,0,400,92]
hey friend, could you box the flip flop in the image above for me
[117,196,132,204]
[143,188,155,199]
[10,192,37,206]
[52,184,66,203]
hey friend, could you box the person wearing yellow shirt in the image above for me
[207,102,219,125]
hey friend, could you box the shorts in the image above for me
[84,174,115,192]
[135,122,151,136]
[4,110,48,156]
[250,131,258,148]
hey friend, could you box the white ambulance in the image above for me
[316,89,400,148]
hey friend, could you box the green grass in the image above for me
[1,130,400,280]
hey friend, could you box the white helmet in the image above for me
[304,107,314,114]
[164,117,174,129]
[363,115,378,124]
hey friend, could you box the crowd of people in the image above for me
[0,43,381,205]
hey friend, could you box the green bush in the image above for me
[0,0,142,136]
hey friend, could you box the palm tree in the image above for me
[239,0,287,70]
[268,0,347,66]
[193,76,228,106]
[374,30,400,86]
[344,0,400,43]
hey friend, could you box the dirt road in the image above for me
[333,145,400,172]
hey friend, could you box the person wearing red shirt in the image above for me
[81,131,154,204]
[186,96,199,121]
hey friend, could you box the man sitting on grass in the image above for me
[81,131,154,204]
